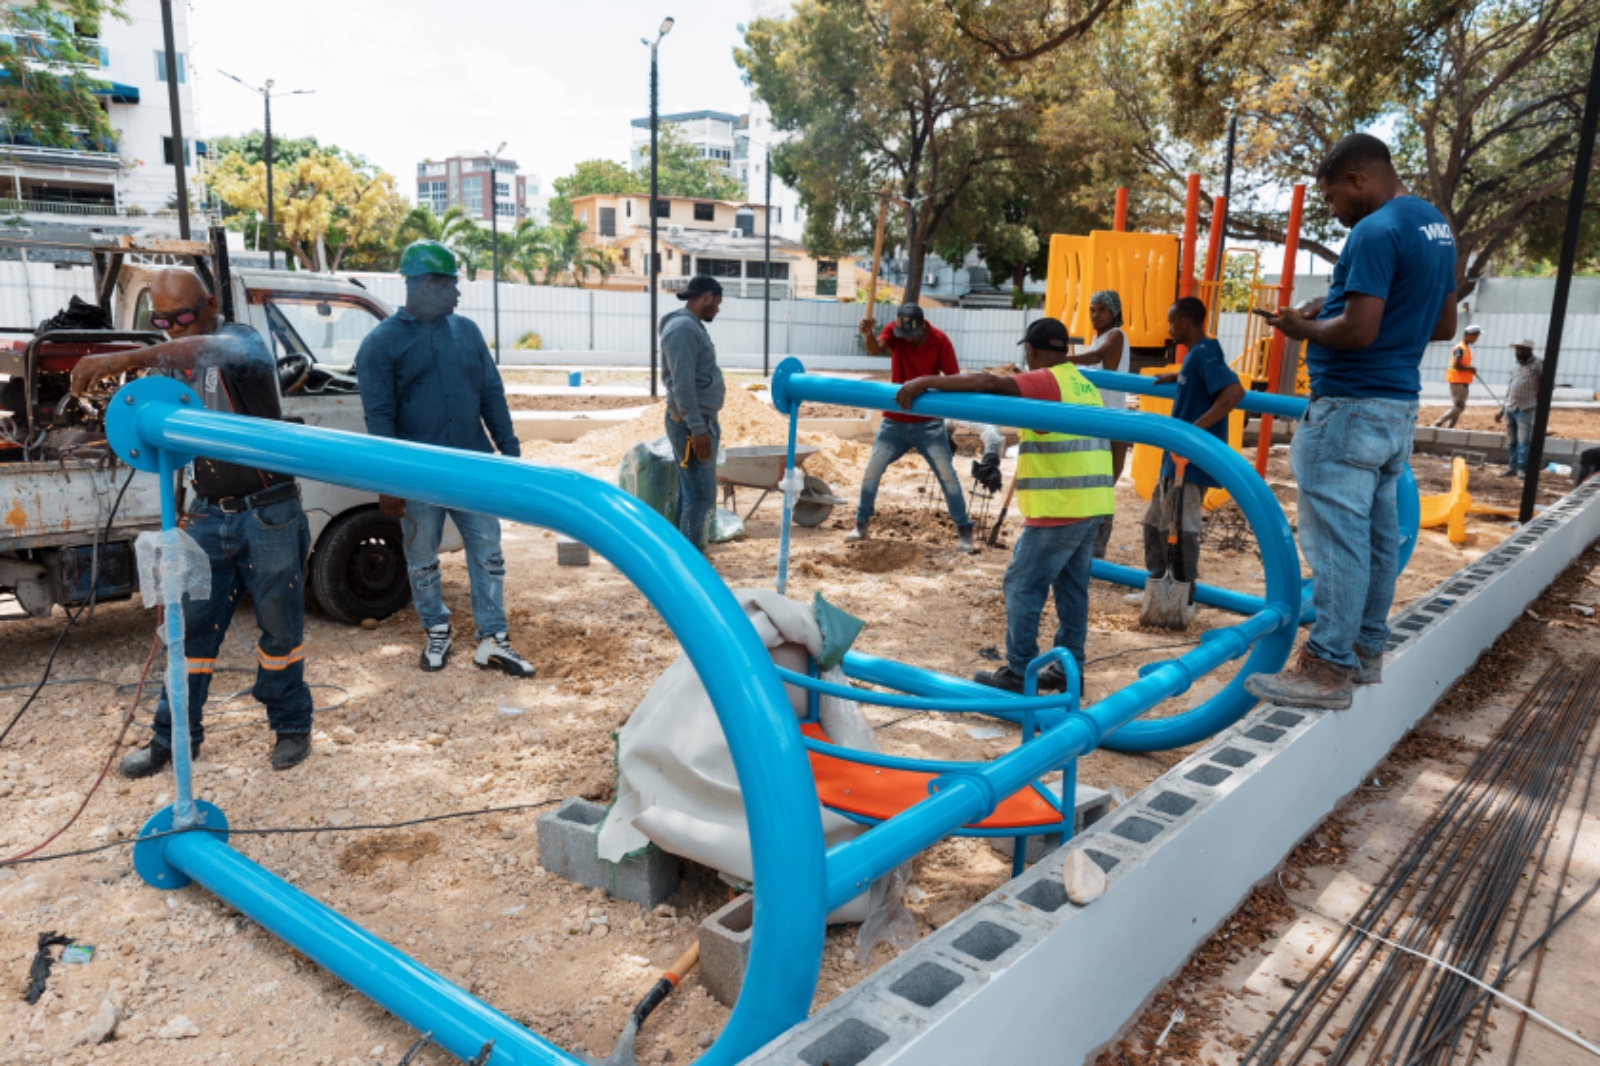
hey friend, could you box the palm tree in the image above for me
[393,204,475,251]
[540,221,616,288]
[509,216,552,284]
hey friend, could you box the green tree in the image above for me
[392,204,482,273]
[537,221,616,288]
[0,1,124,153]
[548,126,746,224]
[205,130,325,169]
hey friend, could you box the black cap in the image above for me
[891,303,926,338]
[677,275,724,301]
[1020,317,1071,353]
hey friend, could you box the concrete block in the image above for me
[1543,438,1578,459]
[987,783,1114,864]
[536,798,679,906]
[1434,429,1471,448]
[1466,430,1507,452]
[699,893,754,1007]
[1411,427,1437,444]
[556,536,591,566]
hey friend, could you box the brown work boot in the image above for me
[1244,648,1355,711]
[1354,645,1384,685]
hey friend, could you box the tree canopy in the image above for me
[0,1,124,152]
[548,126,746,224]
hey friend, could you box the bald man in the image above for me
[72,269,315,776]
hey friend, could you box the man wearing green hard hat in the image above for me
[356,240,537,678]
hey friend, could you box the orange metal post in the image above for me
[1179,174,1200,299]
[1254,183,1307,472]
[1202,195,1227,286]
[1113,187,1128,231]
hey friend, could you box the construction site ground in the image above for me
[0,368,1588,1065]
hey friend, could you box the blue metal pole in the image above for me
[841,651,1067,729]
[776,405,799,595]
[156,448,197,828]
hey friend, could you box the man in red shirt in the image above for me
[853,304,975,553]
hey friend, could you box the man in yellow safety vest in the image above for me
[895,318,1115,693]
[1431,324,1480,428]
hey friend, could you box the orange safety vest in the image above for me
[1446,343,1474,385]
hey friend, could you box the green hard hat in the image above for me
[398,239,458,278]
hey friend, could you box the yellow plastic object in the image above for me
[1418,457,1473,544]
[1044,231,1180,347]
[1130,367,1246,510]
[1045,234,1091,336]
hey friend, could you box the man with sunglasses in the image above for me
[70,268,316,776]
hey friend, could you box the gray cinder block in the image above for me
[988,783,1113,865]
[556,536,591,566]
[698,893,754,1007]
[536,798,679,906]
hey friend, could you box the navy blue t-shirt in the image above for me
[1305,196,1457,400]
[1162,337,1240,491]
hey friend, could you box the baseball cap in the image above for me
[677,275,724,301]
[1019,317,1071,353]
[891,303,926,338]
[1463,324,1482,335]
[1510,338,1536,349]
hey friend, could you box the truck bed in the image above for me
[2,459,163,551]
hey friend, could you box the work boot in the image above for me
[974,665,1027,693]
[1034,662,1069,693]
[270,734,311,771]
[1354,645,1384,686]
[843,524,868,543]
[957,528,976,554]
[474,632,538,678]
[420,623,452,672]
[1498,467,1520,478]
[1244,649,1355,711]
[118,739,196,780]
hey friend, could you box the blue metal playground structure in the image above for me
[107,357,1419,1065]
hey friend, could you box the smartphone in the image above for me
[1251,308,1276,319]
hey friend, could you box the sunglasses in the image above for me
[150,303,205,330]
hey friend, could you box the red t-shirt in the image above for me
[1013,367,1085,528]
[879,324,959,422]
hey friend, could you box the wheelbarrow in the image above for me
[718,444,846,527]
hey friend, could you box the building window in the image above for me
[748,261,790,280]
[162,137,191,166]
[419,180,448,214]
[496,202,515,217]
[599,207,616,237]
[652,199,671,219]
[699,258,743,278]
[625,200,632,218]
[693,202,715,222]
[495,182,510,198]
[463,181,483,215]
[773,207,782,225]
[665,249,673,261]
[682,255,693,277]
[154,50,186,83]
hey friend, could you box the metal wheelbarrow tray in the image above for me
[718,444,846,527]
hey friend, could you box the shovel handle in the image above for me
[987,477,1018,547]
[630,940,702,1029]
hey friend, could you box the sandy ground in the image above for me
[1100,547,1600,1065]
[1416,405,1600,441]
[0,378,1575,1065]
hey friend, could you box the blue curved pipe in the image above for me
[841,651,1068,729]
[107,379,825,1066]
[771,359,1300,753]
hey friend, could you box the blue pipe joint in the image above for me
[134,800,228,890]
[927,771,1001,821]
[1025,647,1081,706]
[105,375,198,473]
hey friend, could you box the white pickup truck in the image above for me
[0,230,457,624]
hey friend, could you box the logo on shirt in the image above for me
[204,367,219,394]
[1419,223,1455,245]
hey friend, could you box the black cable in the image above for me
[0,466,137,748]
[0,797,564,869]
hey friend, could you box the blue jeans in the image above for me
[152,495,314,750]
[856,418,971,529]
[402,503,508,638]
[664,415,721,551]
[1292,396,1417,669]
[1003,518,1102,677]
[1505,409,1535,473]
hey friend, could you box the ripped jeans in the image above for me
[401,503,508,639]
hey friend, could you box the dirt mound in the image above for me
[823,540,924,574]
[338,830,441,875]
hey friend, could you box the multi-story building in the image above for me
[629,110,741,176]
[415,152,538,225]
[0,0,208,230]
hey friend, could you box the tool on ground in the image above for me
[987,477,1017,547]
[589,941,701,1065]
[1155,1006,1187,1047]
[1141,457,1194,629]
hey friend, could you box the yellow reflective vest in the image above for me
[1015,363,1117,521]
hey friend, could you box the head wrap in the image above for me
[1090,290,1123,327]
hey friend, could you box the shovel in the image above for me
[1140,457,1194,630]
[987,477,1017,547]
[588,941,700,1065]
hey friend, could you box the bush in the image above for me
[513,331,544,351]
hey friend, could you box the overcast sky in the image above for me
[190,0,757,199]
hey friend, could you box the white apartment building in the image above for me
[629,110,740,175]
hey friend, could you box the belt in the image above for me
[206,481,298,514]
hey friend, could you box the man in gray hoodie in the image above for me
[661,275,726,550]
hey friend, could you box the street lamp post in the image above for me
[157,0,190,239]
[218,71,315,270]
[764,145,772,376]
[643,16,674,399]
[487,142,507,365]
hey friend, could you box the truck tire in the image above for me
[310,509,411,625]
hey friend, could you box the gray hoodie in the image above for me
[660,307,725,434]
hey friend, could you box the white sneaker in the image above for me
[474,632,537,678]
[420,624,452,672]
[844,524,867,543]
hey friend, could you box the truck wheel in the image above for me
[310,509,411,625]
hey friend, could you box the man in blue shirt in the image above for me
[357,241,536,678]
[1144,297,1244,589]
[1246,134,1457,711]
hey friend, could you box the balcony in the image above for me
[0,126,121,170]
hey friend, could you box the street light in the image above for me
[643,15,674,399]
[217,71,315,270]
[486,141,508,365]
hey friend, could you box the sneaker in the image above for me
[957,528,976,554]
[1498,467,1520,478]
[974,665,1027,693]
[119,740,193,779]
[271,734,311,771]
[1354,645,1384,686]
[1244,649,1355,711]
[843,524,867,543]
[475,632,538,678]
[420,624,452,672]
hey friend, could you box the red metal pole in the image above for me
[1113,187,1128,231]
[1255,183,1306,472]
[1179,174,1200,298]
[1202,195,1227,287]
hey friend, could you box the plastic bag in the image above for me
[617,437,680,522]
[707,507,745,544]
[134,527,210,610]
[856,861,919,963]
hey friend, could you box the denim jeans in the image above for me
[1505,409,1536,473]
[664,415,721,550]
[152,495,314,750]
[856,418,971,529]
[402,502,508,638]
[1003,518,1102,677]
[1292,396,1418,669]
